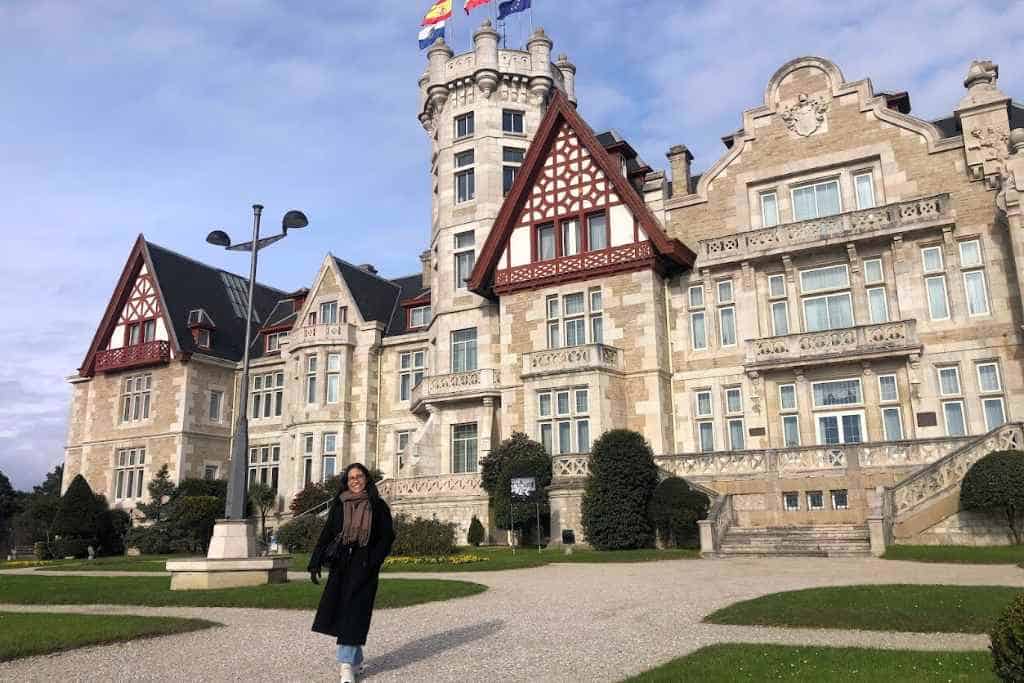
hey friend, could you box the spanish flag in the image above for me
[422,0,452,25]
[464,0,490,13]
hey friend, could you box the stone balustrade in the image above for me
[745,320,920,371]
[697,194,952,266]
[521,344,623,379]
[289,323,357,350]
[410,368,500,410]
[377,473,485,501]
[698,493,735,556]
[655,435,973,479]
[551,453,591,481]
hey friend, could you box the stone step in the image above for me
[718,524,872,558]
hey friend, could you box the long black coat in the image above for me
[308,496,395,645]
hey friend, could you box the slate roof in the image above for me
[386,274,427,336]
[146,241,285,362]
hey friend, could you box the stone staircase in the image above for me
[717,524,872,558]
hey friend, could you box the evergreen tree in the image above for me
[248,482,277,545]
[50,474,100,541]
[961,450,1024,543]
[479,432,552,542]
[0,470,21,554]
[581,430,659,550]
[136,464,176,523]
[34,465,63,497]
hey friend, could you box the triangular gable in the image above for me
[292,256,363,329]
[469,90,694,296]
[79,235,180,376]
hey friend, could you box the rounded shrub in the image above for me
[124,524,175,555]
[648,477,710,548]
[960,450,1024,543]
[467,515,485,547]
[479,432,552,541]
[391,514,457,556]
[581,429,660,550]
[990,592,1024,680]
[290,482,331,516]
[53,538,92,559]
[276,514,326,553]
[50,474,99,544]
[32,541,51,560]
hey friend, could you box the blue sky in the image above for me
[1,0,1022,490]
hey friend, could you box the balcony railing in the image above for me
[94,341,170,373]
[410,368,501,411]
[551,453,591,482]
[744,320,920,371]
[698,194,952,267]
[377,473,485,501]
[521,343,623,379]
[494,241,655,293]
[289,323,357,350]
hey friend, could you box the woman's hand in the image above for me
[309,568,321,585]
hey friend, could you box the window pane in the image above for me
[978,364,1001,392]
[927,276,949,319]
[964,271,989,315]
[400,374,410,401]
[688,285,704,308]
[819,416,840,445]
[726,389,742,413]
[556,392,570,415]
[816,181,841,216]
[575,389,589,414]
[879,375,898,402]
[761,192,779,227]
[577,420,590,453]
[768,274,785,298]
[922,247,943,272]
[558,421,571,453]
[783,415,800,447]
[827,293,854,329]
[939,368,960,395]
[565,318,585,346]
[538,224,555,260]
[780,384,796,411]
[984,398,1006,431]
[944,402,967,436]
[564,293,585,315]
[561,219,580,256]
[589,289,603,312]
[793,186,816,221]
[539,393,552,417]
[729,419,745,449]
[959,240,982,268]
[503,147,524,163]
[698,422,714,451]
[841,414,863,443]
[717,280,733,304]
[800,265,849,293]
[323,457,336,479]
[864,259,883,284]
[855,174,875,209]
[587,213,607,251]
[696,392,712,417]
[719,307,736,345]
[771,301,789,336]
[503,165,518,195]
[813,379,862,407]
[455,231,475,249]
[455,150,474,167]
[883,407,903,440]
[691,313,707,350]
[591,315,603,344]
[547,321,560,348]
[540,423,553,453]
[327,375,339,403]
[867,287,888,323]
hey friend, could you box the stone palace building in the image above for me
[63,23,1024,554]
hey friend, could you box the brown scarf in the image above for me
[339,489,372,548]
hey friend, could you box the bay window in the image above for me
[451,328,478,372]
[538,388,591,454]
[800,264,853,332]
[546,289,603,348]
[114,447,146,501]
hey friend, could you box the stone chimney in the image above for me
[358,263,378,275]
[420,250,432,286]
[666,144,694,196]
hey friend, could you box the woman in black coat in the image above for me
[309,463,395,683]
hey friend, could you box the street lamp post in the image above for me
[205,204,308,558]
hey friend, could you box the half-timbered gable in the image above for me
[469,91,694,297]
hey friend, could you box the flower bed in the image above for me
[383,554,488,567]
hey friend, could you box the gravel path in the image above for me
[1,557,1020,682]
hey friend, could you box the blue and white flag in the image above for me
[497,0,530,20]
[418,21,446,49]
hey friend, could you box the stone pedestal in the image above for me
[206,518,257,560]
[166,556,292,590]
[166,518,290,590]
[866,515,886,557]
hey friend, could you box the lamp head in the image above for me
[206,230,232,248]
[282,210,308,231]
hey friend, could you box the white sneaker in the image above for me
[340,662,354,683]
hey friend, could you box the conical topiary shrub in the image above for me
[581,429,660,550]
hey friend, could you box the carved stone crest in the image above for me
[781,93,830,137]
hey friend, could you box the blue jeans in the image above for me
[337,644,364,666]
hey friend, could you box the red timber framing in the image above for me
[80,235,180,377]
[468,90,695,297]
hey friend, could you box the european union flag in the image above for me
[497,0,530,20]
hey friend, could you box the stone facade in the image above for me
[64,31,1024,549]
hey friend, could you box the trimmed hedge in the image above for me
[581,430,660,550]
[276,515,325,553]
[648,477,709,548]
[392,515,457,556]
[991,591,1024,680]
[961,450,1024,543]
[467,516,485,547]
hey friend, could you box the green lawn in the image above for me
[705,584,1022,634]
[0,575,485,610]
[46,554,190,572]
[0,611,219,661]
[884,545,1024,565]
[291,546,700,573]
[625,644,997,682]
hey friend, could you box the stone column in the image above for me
[480,397,495,468]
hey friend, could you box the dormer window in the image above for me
[265,331,287,353]
[187,309,214,327]
[195,328,211,349]
[409,305,431,328]
[319,301,342,325]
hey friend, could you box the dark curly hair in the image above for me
[338,462,381,500]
